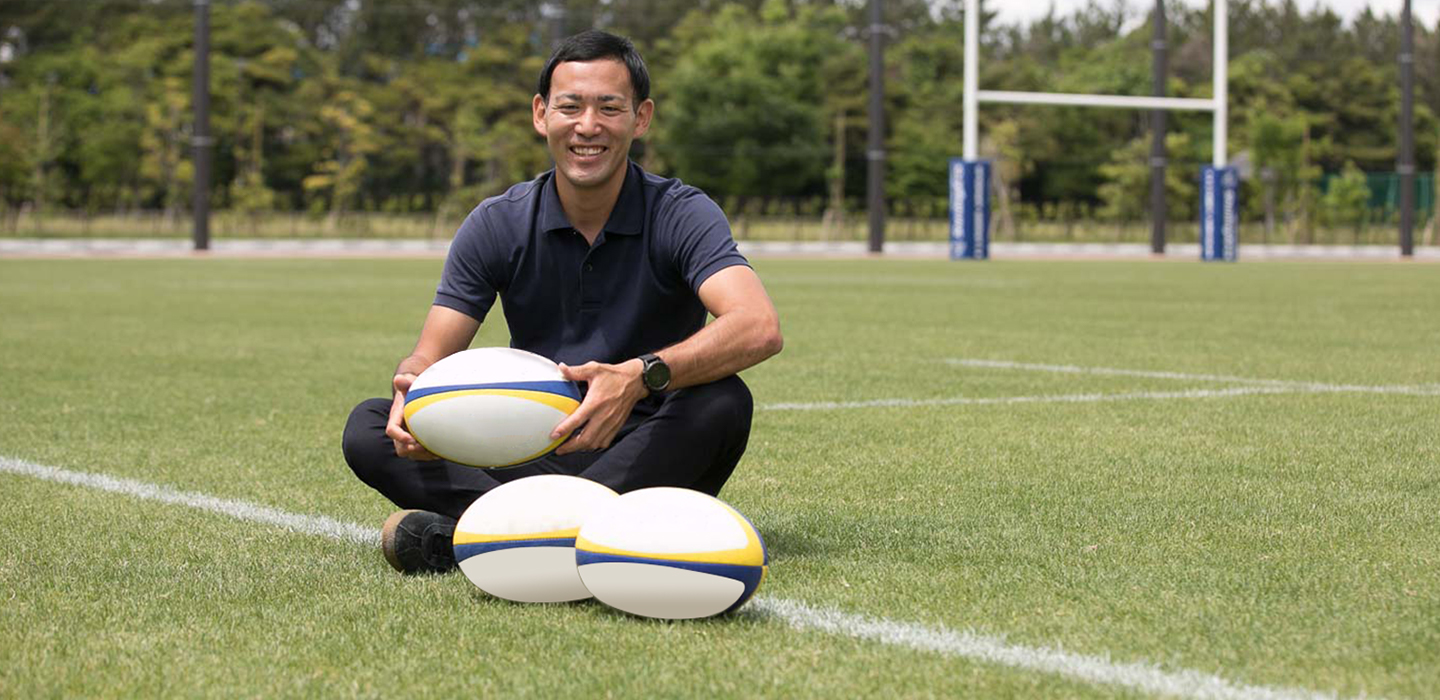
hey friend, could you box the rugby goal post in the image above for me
[955,0,1235,261]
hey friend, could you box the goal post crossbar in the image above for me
[963,0,1228,167]
[977,90,1216,112]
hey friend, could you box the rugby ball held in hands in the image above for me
[403,347,581,468]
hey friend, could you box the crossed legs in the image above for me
[341,375,754,519]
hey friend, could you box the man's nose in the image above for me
[576,107,602,136]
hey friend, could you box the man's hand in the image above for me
[551,359,648,455]
[385,305,482,461]
[387,372,440,460]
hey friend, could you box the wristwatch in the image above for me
[639,353,671,393]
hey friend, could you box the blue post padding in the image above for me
[949,159,992,260]
[1200,166,1239,262]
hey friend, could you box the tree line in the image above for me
[0,0,1436,237]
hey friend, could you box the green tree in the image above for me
[1097,132,1198,224]
[1248,112,1311,241]
[0,116,31,213]
[214,3,312,215]
[885,20,966,203]
[1320,161,1370,240]
[657,1,853,200]
[446,26,550,210]
[139,76,193,222]
[301,75,380,226]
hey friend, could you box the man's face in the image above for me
[533,59,653,192]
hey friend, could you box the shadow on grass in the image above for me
[758,524,840,560]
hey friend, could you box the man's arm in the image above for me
[552,265,782,454]
[386,305,481,460]
[645,264,783,388]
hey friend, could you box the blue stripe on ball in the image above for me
[575,550,765,614]
[406,380,581,403]
[453,537,578,562]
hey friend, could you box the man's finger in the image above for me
[555,413,611,454]
[551,402,592,440]
[386,412,417,440]
[559,405,625,454]
[554,426,594,455]
[385,420,411,442]
[587,413,623,450]
[392,435,439,460]
[558,361,602,382]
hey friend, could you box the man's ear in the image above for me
[632,98,654,139]
[532,94,548,138]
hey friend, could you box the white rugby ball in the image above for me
[403,347,580,468]
[453,475,618,603]
[575,487,768,619]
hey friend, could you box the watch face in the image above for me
[645,360,671,390]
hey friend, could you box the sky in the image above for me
[992,0,1440,29]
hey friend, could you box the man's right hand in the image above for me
[386,305,483,461]
[387,372,439,460]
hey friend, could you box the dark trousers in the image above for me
[342,375,754,520]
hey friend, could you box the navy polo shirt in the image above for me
[434,162,749,367]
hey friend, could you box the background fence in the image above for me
[7,177,1435,247]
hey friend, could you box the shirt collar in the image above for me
[539,162,644,237]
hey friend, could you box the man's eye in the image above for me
[557,105,580,114]
[602,107,623,115]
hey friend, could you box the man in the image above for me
[341,30,783,574]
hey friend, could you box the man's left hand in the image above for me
[551,359,648,455]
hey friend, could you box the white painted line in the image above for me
[0,455,1353,700]
[945,359,1440,396]
[760,363,1439,413]
[758,386,1294,412]
[750,598,1339,700]
[0,456,378,546]
[945,358,1296,385]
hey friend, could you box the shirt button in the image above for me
[584,263,594,272]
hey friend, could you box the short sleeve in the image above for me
[660,189,750,292]
[433,209,503,322]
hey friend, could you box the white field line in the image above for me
[0,456,377,546]
[944,358,1440,396]
[749,598,1339,700]
[757,362,1440,412]
[0,456,1351,700]
[758,386,1294,412]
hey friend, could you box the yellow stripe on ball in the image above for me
[453,526,581,545]
[403,388,580,422]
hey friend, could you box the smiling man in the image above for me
[341,30,784,574]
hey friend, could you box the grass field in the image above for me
[1,257,1437,698]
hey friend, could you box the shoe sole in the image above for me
[381,509,421,573]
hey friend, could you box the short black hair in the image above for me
[536,29,650,107]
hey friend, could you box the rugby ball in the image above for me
[575,488,768,619]
[403,347,581,468]
[453,475,618,603]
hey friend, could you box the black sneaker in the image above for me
[381,510,458,574]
